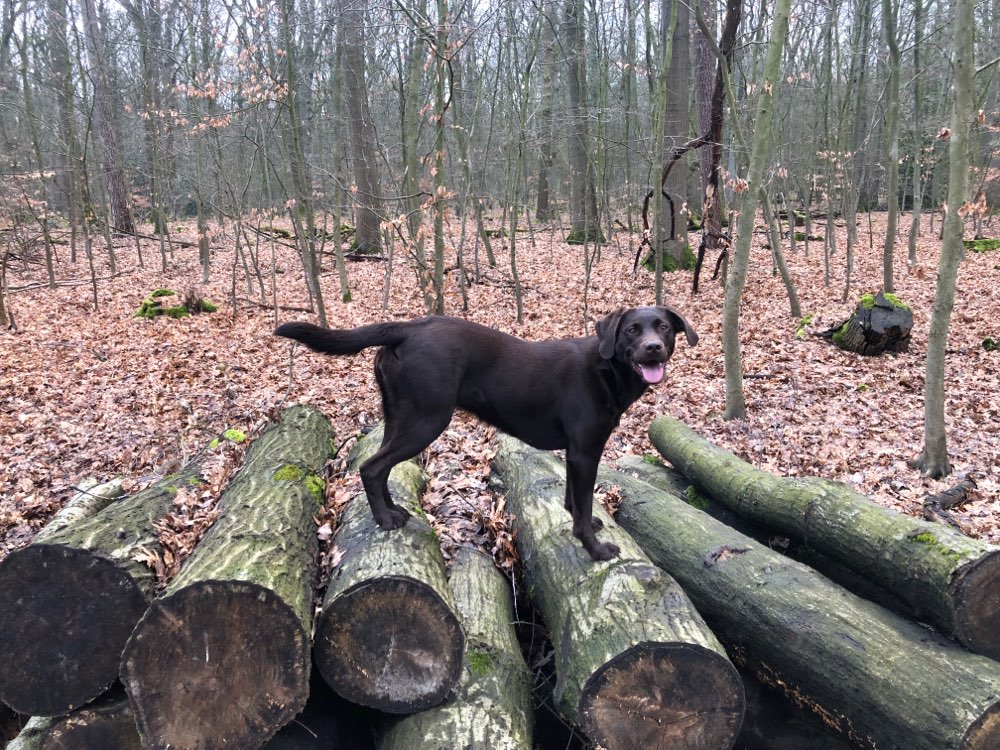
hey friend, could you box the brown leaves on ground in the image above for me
[1,209,999,566]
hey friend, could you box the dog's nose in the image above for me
[644,340,663,353]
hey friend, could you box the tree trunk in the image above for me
[647,416,1000,660]
[41,696,141,750]
[80,0,134,234]
[315,425,464,714]
[608,467,1000,750]
[339,0,384,253]
[881,0,901,292]
[722,0,791,419]
[377,548,533,749]
[6,717,53,750]
[121,406,332,750]
[534,0,556,222]
[563,0,601,244]
[0,470,199,716]
[910,0,975,479]
[492,436,745,750]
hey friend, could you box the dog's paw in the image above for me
[588,541,621,562]
[590,517,604,532]
[375,508,411,530]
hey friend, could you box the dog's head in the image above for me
[595,306,698,384]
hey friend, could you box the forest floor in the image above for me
[2,210,999,564]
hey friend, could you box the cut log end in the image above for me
[121,581,310,749]
[579,642,745,750]
[964,705,1000,750]
[953,552,1000,661]
[316,575,464,714]
[42,697,142,750]
[0,544,148,715]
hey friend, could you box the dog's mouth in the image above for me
[631,359,666,384]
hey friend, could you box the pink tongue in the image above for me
[640,363,665,384]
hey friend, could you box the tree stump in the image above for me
[121,405,333,750]
[821,291,913,355]
[493,436,745,750]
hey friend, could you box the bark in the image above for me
[6,717,53,750]
[339,0,384,253]
[377,548,533,749]
[648,416,1000,660]
[910,0,975,479]
[80,0,134,234]
[492,436,745,750]
[609,467,1000,750]
[121,406,332,750]
[315,425,464,714]
[41,696,141,750]
[722,0,790,419]
[534,0,556,222]
[0,470,199,715]
[881,0,901,293]
[563,0,601,243]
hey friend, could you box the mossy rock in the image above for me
[565,226,606,245]
[964,238,1000,253]
[641,243,697,273]
[261,225,293,240]
[793,232,824,242]
[984,337,999,353]
[482,228,506,238]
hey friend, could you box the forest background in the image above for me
[0,0,999,556]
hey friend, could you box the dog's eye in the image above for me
[659,322,670,331]
[626,325,639,337]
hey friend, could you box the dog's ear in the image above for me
[660,305,699,347]
[595,309,625,359]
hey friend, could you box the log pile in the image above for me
[647,415,1000,660]
[5,410,1000,750]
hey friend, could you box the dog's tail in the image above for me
[274,321,410,355]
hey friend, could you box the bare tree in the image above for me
[339,0,384,253]
[80,0,134,235]
[909,0,976,478]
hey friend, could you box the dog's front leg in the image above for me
[565,449,620,562]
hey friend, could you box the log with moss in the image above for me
[0,472,198,715]
[314,425,464,714]
[607,467,1000,750]
[378,547,533,749]
[492,436,745,750]
[648,416,1000,660]
[121,405,332,750]
[819,291,913,355]
[5,716,52,750]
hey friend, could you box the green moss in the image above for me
[910,531,965,562]
[151,288,175,298]
[983,337,999,352]
[796,313,815,339]
[832,321,851,344]
[468,650,493,676]
[642,454,664,466]
[855,382,870,392]
[684,486,711,511]
[882,292,911,311]
[223,429,246,443]
[860,293,877,310]
[305,475,325,503]
[199,300,219,313]
[565,227,606,245]
[273,464,305,482]
[642,244,697,273]
[164,305,189,319]
[963,238,1000,253]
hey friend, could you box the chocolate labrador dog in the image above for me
[275,306,697,561]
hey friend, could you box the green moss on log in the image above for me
[964,238,1000,252]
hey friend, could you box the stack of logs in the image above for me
[2,407,999,749]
